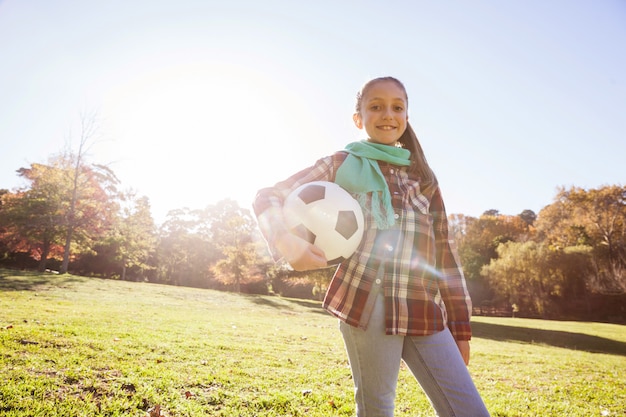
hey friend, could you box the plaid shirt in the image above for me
[253,152,472,340]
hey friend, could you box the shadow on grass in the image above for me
[472,321,626,357]
[0,269,82,292]
[247,294,328,315]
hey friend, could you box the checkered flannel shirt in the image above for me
[253,151,472,340]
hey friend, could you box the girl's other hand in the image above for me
[275,232,328,271]
[456,340,471,365]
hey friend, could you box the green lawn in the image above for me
[1,269,624,416]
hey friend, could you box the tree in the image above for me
[519,209,537,227]
[117,193,156,280]
[447,213,471,245]
[536,185,626,294]
[0,189,8,207]
[0,189,10,263]
[569,186,626,293]
[59,159,120,274]
[0,185,65,270]
[60,112,105,274]
[100,192,156,280]
[206,200,260,293]
[1,154,120,272]
[457,211,530,279]
[452,210,534,306]
[156,208,218,287]
[212,236,256,293]
[481,241,564,317]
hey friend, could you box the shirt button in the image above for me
[394,213,400,219]
[375,279,382,285]
[390,168,395,174]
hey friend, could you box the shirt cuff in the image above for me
[448,321,472,341]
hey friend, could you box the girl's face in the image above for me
[353,80,408,145]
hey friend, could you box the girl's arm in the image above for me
[456,340,471,365]
[253,154,345,270]
[430,187,473,342]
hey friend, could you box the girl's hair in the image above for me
[355,76,439,196]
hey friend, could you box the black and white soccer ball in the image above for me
[283,181,364,266]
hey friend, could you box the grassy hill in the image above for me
[1,270,625,416]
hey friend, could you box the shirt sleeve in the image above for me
[430,186,473,341]
[252,154,341,261]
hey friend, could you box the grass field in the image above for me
[1,269,625,416]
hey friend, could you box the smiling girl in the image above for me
[253,76,490,416]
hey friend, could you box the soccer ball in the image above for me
[283,181,364,266]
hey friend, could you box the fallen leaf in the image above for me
[147,404,162,417]
[185,390,193,399]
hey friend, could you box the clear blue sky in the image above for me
[1,0,624,224]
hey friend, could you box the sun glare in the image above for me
[102,62,324,220]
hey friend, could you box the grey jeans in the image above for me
[339,292,490,417]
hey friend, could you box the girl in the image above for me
[253,76,490,417]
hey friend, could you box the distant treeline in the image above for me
[0,153,624,322]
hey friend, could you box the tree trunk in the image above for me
[60,225,74,274]
[37,240,51,272]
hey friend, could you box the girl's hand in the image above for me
[275,232,328,271]
[456,340,471,365]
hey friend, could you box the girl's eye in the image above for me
[394,106,404,111]
[370,105,381,111]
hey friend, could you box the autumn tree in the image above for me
[520,209,538,227]
[0,189,10,263]
[568,186,626,293]
[452,210,533,304]
[0,182,65,271]
[535,185,626,294]
[0,153,120,272]
[456,211,532,278]
[59,112,107,274]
